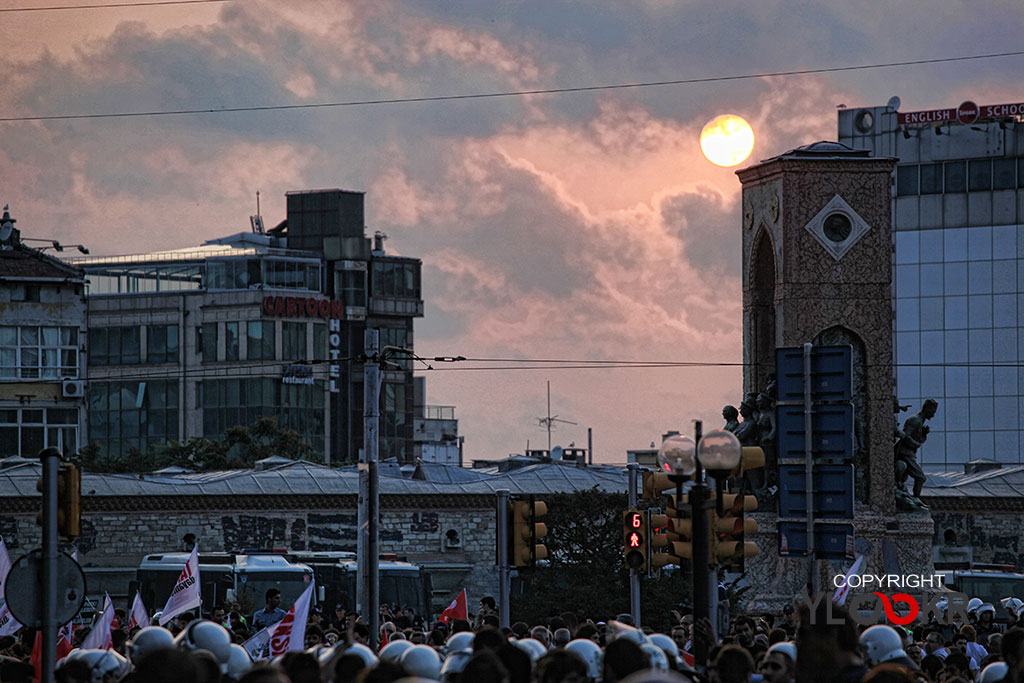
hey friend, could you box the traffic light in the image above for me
[731,447,766,477]
[646,513,675,571]
[709,492,757,570]
[642,471,676,501]
[623,510,646,569]
[510,497,548,567]
[58,463,82,540]
[37,461,82,540]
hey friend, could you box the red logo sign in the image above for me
[956,101,979,125]
[872,593,920,626]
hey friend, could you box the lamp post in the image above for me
[657,421,741,669]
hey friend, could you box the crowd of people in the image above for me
[3,591,1024,682]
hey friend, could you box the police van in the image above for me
[134,553,314,617]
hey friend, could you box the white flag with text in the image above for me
[158,545,201,626]
[268,581,314,657]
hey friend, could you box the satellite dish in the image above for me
[550,446,564,461]
[0,222,11,243]
[886,96,901,112]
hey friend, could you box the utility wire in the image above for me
[2,50,1023,123]
[0,0,230,12]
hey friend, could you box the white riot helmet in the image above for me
[978,603,997,618]
[514,637,547,662]
[70,649,131,682]
[565,638,602,679]
[648,633,683,671]
[225,643,252,680]
[445,630,475,653]
[398,644,442,679]
[767,641,797,664]
[1002,597,1023,618]
[380,639,415,662]
[128,625,175,661]
[967,597,984,615]
[641,642,670,672]
[440,648,474,682]
[345,642,380,668]
[980,662,1010,683]
[859,625,906,667]
[175,619,233,669]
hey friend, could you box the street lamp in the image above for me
[697,429,741,516]
[657,434,696,477]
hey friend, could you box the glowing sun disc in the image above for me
[700,114,755,167]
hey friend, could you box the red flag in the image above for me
[57,624,73,661]
[127,591,149,631]
[30,630,42,683]
[380,626,390,647]
[439,589,468,623]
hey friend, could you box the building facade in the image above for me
[0,207,87,459]
[840,99,1024,470]
[71,189,423,464]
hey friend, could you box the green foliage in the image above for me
[509,487,691,632]
[72,417,321,473]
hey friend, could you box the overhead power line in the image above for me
[1,50,1023,123]
[0,0,230,12]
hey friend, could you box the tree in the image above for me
[73,417,321,473]
[509,487,692,632]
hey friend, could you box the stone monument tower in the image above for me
[735,142,933,606]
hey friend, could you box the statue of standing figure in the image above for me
[894,398,937,511]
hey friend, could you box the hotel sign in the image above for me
[263,295,344,319]
[898,100,1024,126]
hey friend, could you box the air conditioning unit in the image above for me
[61,379,85,399]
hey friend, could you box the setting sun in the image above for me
[700,114,755,167]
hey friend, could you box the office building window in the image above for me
[283,322,307,361]
[944,161,966,193]
[225,322,240,361]
[0,408,78,457]
[994,159,1016,190]
[897,165,918,196]
[247,321,275,360]
[339,269,366,307]
[201,323,218,362]
[920,164,943,194]
[201,377,323,455]
[88,380,178,457]
[380,328,410,369]
[372,261,420,299]
[91,327,140,367]
[968,160,991,191]
[0,326,79,379]
[147,324,179,363]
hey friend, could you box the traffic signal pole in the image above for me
[496,489,510,628]
[360,330,380,650]
[690,420,711,669]
[40,447,59,683]
[626,463,641,626]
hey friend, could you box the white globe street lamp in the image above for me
[656,434,696,478]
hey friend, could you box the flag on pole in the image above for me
[81,594,115,650]
[127,591,149,631]
[30,629,42,683]
[0,537,12,601]
[268,581,314,657]
[159,545,200,626]
[438,588,468,623]
[832,554,866,606]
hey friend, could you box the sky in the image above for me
[2,0,1024,464]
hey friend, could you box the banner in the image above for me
[81,594,114,650]
[242,626,272,660]
[159,546,201,626]
[128,591,149,631]
[439,588,468,623]
[268,581,314,657]
[0,603,21,637]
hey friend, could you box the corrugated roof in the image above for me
[0,459,630,498]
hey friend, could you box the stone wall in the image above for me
[0,497,498,613]
[930,504,1024,568]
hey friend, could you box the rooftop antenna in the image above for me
[537,380,576,452]
[250,191,265,234]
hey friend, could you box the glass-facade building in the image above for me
[840,101,1024,470]
[73,189,423,464]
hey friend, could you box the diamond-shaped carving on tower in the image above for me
[804,194,871,261]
